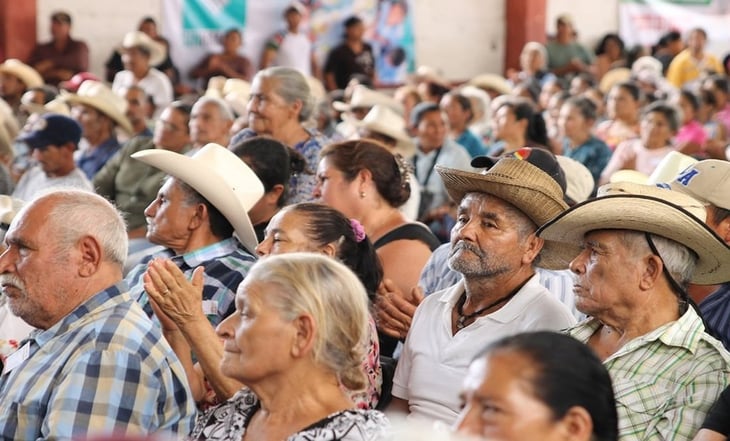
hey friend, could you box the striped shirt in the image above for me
[700,283,730,350]
[0,283,196,439]
[567,309,730,441]
[125,237,256,327]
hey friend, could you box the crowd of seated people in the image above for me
[2,4,730,441]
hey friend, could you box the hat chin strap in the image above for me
[643,233,716,337]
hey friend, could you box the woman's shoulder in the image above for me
[291,409,389,441]
[374,222,441,251]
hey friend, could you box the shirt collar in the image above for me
[172,237,241,269]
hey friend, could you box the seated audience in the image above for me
[537,181,730,441]
[559,95,611,184]
[440,91,487,157]
[674,89,708,158]
[190,28,253,88]
[189,96,235,152]
[111,31,173,117]
[230,66,327,204]
[593,33,627,81]
[63,80,132,179]
[667,28,723,90]
[125,143,263,326]
[0,190,195,438]
[600,100,680,184]
[13,114,92,201]
[93,101,192,241]
[0,59,44,127]
[507,42,556,101]
[595,81,641,150]
[456,331,618,441]
[144,202,386,411]
[545,14,594,78]
[27,11,89,86]
[388,155,575,424]
[488,97,549,156]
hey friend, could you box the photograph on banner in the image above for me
[163,0,416,90]
[619,0,730,61]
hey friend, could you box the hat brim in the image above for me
[436,161,568,227]
[131,147,263,253]
[536,194,730,284]
[342,113,416,158]
[0,65,43,89]
[61,91,133,134]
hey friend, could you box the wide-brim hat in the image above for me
[121,31,167,67]
[438,158,568,226]
[131,143,264,253]
[61,80,133,134]
[437,158,571,269]
[599,68,632,94]
[20,96,70,117]
[342,104,415,158]
[556,155,594,203]
[0,59,43,89]
[333,85,403,115]
[467,73,511,96]
[413,65,451,89]
[537,181,730,284]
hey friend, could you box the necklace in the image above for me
[455,278,531,330]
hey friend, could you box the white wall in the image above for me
[36,0,618,84]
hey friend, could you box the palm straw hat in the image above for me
[132,143,264,252]
[0,59,43,89]
[537,181,730,284]
[61,80,133,133]
[121,31,167,67]
[343,104,415,158]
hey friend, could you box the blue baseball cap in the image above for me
[17,113,82,149]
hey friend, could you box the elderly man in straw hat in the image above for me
[112,31,173,117]
[0,59,44,126]
[387,153,575,424]
[63,80,132,179]
[124,143,263,328]
[536,182,730,441]
[667,160,730,350]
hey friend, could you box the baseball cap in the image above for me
[17,114,82,150]
[471,147,568,200]
[59,71,100,93]
[669,160,730,210]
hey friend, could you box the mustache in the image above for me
[450,241,485,258]
[0,274,25,291]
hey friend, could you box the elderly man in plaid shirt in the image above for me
[0,190,195,439]
[538,182,730,441]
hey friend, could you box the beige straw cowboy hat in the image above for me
[61,80,133,133]
[343,104,415,158]
[537,181,730,284]
[132,143,265,253]
[121,31,167,67]
[0,59,43,89]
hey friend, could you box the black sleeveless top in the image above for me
[372,223,441,251]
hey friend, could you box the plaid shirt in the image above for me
[125,237,256,327]
[568,308,730,441]
[0,283,196,439]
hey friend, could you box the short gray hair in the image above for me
[193,96,235,122]
[44,190,128,267]
[255,66,314,122]
[244,253,370,390]
[617,230,698,286]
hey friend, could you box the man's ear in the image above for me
[77,235,102,277]
[639,254,663,290]
[521,233,544,265]
[189,203,207,231]
[715,216,730,246]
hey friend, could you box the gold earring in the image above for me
[360,191,366,198]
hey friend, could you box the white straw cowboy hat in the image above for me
[343,104,415,158]
[333,85,404,115]
[537,181,730,284]
[556,155,594,203]
[61,80,133,133]
[609,151,698,186]
[0,59,43,89]
[467,73,512,96]
[131,143,264,253]
[121,31,167,67]
[437,157,571,269]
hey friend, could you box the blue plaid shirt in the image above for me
[700,283,730,350]
[0,283,196,439]
[125,237,256,327]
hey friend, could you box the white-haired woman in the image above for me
[189,253,389,440]
[230,66,328,204]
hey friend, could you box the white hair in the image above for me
[255,66,314,122]
[43,190,128,267]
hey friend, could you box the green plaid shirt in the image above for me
[568,308,730,441]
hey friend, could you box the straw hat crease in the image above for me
[536,182,730,284]
[131,143,264,253]
[437,158,572,270]
[61,80,133,133]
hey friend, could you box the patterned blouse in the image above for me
[190,389,389,441]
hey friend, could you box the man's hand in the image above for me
[375,278,424,339]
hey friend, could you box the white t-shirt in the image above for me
[12,166,93,202]
[275,32,312,76]
[392,276,576,424]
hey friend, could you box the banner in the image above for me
[619,0,730,57]
[162,0,416,89]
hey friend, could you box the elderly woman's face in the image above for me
[255,209,320,257]
[216,280,296,384]
[456,351,575,441]
[247,77,296,135]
